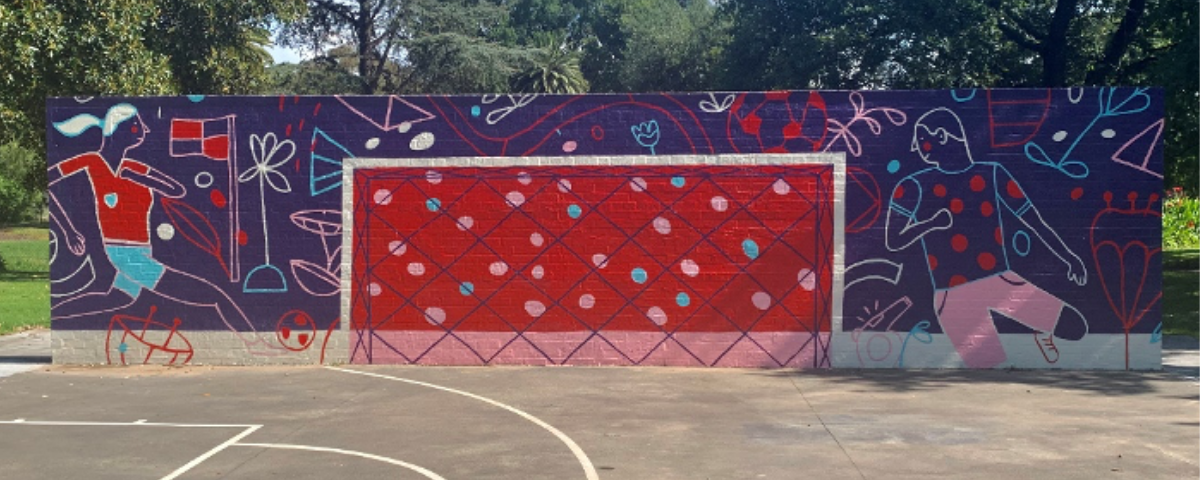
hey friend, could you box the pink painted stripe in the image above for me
[353,331,829,368]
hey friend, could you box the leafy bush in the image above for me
[0,142,42,225]
[1164,187,1200,250]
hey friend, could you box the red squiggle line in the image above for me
[662,94,715,154]
[426,96,487,156]
[320,317,340,364]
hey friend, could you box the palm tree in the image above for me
[510,35,590,94]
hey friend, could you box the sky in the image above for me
[267,44,306,64]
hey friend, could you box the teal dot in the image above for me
[676,292,690,307]
[470,105,481,117]
[118,342,128,353]
[742,239,760,260]
[671,176,686,188]
[459,282,475,296]
[887,159,901,174]
[426,198,442,211]
[631,267,648,284]
[567,204,582,219]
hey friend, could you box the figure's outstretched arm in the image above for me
[119,164,186,198]
[1011,201,1086,285]
[48,192,85,256]
[884,177,951,251]
[885,207,953,252]
[996,166,1086,285]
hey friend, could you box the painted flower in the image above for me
[631,119,661,154]
[239,132,295,193]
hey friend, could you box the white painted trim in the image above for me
[340,153,847,367]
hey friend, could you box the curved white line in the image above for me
[327,366,599,480]
[50,255,96,298]
[234,443,446,480]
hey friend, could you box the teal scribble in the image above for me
[631,120,660,155]
[1023,87,1150,179]
[1150,322,1162,344]
[898,320,934,367]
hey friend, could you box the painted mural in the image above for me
[46,88,1164,369]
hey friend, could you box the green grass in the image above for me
[0,225,49,335]
[1162,249,1199,338]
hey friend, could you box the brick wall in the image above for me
[46,89,1164,369]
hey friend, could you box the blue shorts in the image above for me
[104,244,166,297]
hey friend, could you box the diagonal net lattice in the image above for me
[351,165,834,367]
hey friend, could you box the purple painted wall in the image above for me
[46,89,1164,368]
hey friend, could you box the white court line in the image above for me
[160,425,261,480]
[0,419,263,480]
[234,443,446,480]
[0,420,260,429]
[327,366,600,480]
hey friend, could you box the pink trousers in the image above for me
[934,272,1063,368]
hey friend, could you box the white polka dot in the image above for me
[373,189,393,205]
[531,265,545,279]
[456,216,474,231]
[652,217,671,235]
[579,294,595,309]
[525,300,546,318]
[407,262,425,276]
[517,171,532,185]
[397,122,412,133]
[751,291,771,310]
[592,254,609,269]
[1052,131,1068,142]
[630,177,648,192]
[1101,129,1116,139]
[369,283,382,297]
[410,131,435,151]
[156,223,175,241]
[646,306,667,326]
[562,140,577,153]
[388,241,406,256]
[506,191,526,207]
[797,268,816,291]
[424,307,446,326]
[365,137,380,150]
[194,172,213,188]
[772,179,790,195]
[489,261,509,276]
[680,259,699,277]
[710,196,728,212]
[557,179,572,193]
[530,232,544,247]
[425,170,442,184]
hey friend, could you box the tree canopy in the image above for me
[0,0,1194,193]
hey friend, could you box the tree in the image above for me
[402,0,530,94]
[570,0,725,92]
[717,0,898,90]
[510,34,590,94]
[0,0,300,196]
[0,1,175,192]
[989,0,1148,87]
[265,58,363,95]
[282,0,526,94]
[1137,0,1198,193]
[145,0,305,94]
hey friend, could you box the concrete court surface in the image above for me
[0,331,1195,479]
